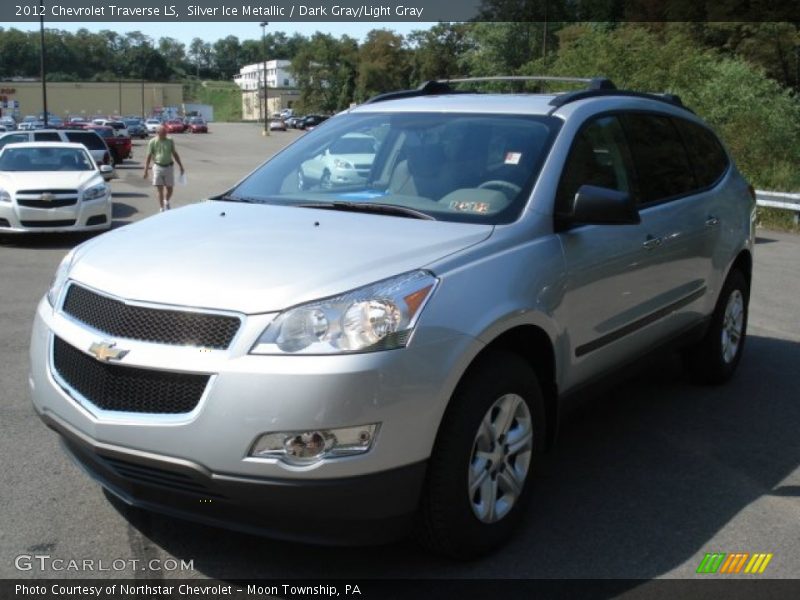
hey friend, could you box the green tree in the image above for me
[0,28,38,77]
[407,23,473,83]
[158,37,188,78]
[213,35,242,79]
[355,29,411,101]
[291,33,358,112]
[536,23,800,189]
[188,38,212,78]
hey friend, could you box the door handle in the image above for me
[705,215,720,227]
[642,235,662,250]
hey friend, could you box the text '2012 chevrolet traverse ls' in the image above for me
[30,77,754,558]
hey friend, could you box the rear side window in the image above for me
[621,114,696,204]
[34,132,62,142]
[674,118,729,188]
[0,133,29,149]
[65,131,104,150]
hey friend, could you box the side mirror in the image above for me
[563,185,640,225]
[99,165,113,174]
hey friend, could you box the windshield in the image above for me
[223,112,560,224]
[0,147,94,172]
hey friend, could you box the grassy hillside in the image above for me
[183,81,242,122]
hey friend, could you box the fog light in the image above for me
[249,424,379,465]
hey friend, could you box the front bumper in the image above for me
[0,197,111,233]
[30,291,475,540]
[40,410,426,544]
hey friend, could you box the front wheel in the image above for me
[416,352,545,559]
[683,268,749,384]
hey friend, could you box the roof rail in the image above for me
[364,80,457,104]
[549,89,692,112]
[441,76,616,91]
[364,75,616,104]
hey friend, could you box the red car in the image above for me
[84,125,132,165]
[164,119,186,133]
[187,118,208,133]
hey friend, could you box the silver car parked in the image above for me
[29,77,755,558]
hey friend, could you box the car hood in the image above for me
[333,153,374,164]
[69,201,493,314]
[0,170,101,191]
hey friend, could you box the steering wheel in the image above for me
[478,180,522,197]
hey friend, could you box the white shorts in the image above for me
[152,164,175,187]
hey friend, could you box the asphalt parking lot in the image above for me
[1,123,799,582]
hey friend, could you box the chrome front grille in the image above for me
[17,189,79,209]
[62,284,241,350]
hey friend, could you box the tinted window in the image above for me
[621,114,696,204]
[556,116,634,215]
[0,133,30,149]
[674,118,729,188]
[34,132,62,142]
[65,131,105,150]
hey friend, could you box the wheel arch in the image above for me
[729,248,753,288]
[450,324,560,451]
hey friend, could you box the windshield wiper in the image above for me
[298,201,435,221]
[214,194,262,204]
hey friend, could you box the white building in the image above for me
[234,60,295,90]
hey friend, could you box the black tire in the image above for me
[416,351,546,559]
[683,268,749,384]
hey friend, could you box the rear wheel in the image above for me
[416,352,545,559]
[683,268,749,384]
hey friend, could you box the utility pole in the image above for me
[39,1,48,127]
[261,21,270,136]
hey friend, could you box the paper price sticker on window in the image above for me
[450,201,491,214]
[504,152,522,165]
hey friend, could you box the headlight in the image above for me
[47,249,77,307]
[83,184,108,201]
[0,189,10,202]
[251,270,438,355]
[333,158,354,169]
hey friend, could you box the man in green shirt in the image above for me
[143,125,186,212]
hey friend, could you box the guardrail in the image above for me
[756,190,800,224]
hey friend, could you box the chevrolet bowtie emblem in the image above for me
[40,193,55,202]
[88,341,129,362]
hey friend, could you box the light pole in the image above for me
[260,21,270,136]
[39,1,48,127]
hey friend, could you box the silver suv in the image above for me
[29,77,754,558]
